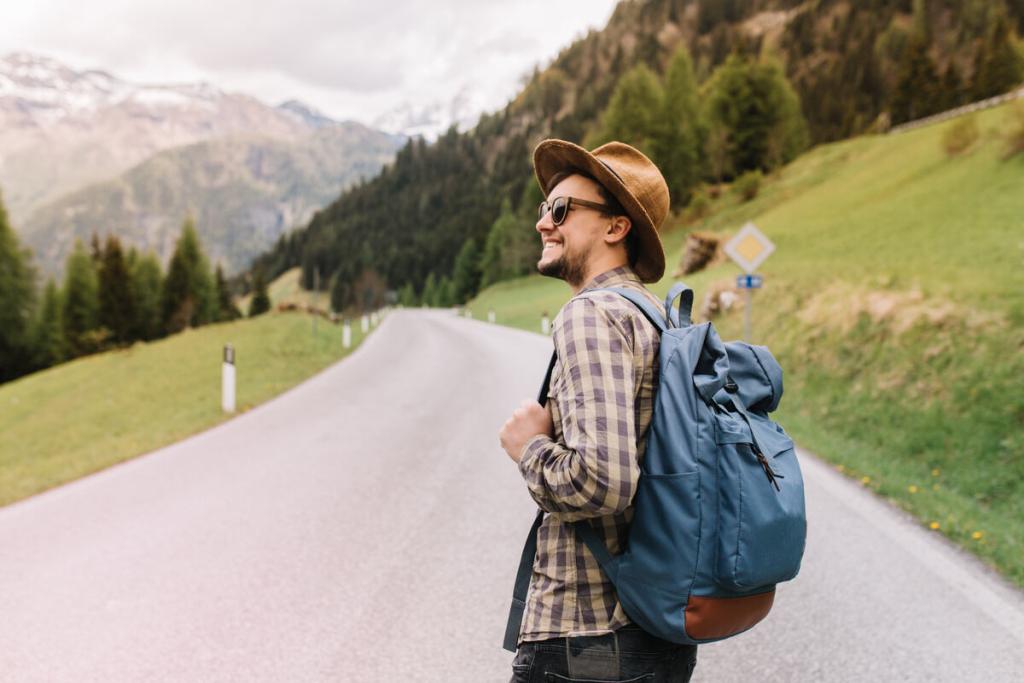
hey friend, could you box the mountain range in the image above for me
[0,52,405,277]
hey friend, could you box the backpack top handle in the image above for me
[664,283,694,328]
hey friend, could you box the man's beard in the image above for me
[537,241,592,288]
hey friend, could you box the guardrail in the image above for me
[889,85,1024,134]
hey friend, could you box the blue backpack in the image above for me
[503,283,807,651]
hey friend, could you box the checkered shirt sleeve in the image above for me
[517,295,640,523]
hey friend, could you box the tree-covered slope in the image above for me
[248,0,1024,304]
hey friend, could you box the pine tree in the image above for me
[0,191,37,381]
[131,251,164,341]
[450,238,482,303]
[89,232,103,265]
[654,45,702,207]
[421,272,438,307]
[479,198,537,288]
[436,275,455,308]
[214,264,241,322]
[397,282,417,306]
[62,240,101,357]
[31,279,66,368]
[98,235,137,344]
[891,34,941,123]
[330,270,350,313]
[971,12,1024,100]
[587,64,664,159]
[248,269,271,317]
[703,54,808,176]
[162,218,216,333]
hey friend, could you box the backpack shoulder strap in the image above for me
[595,286,669,332]
[503,508,545,652]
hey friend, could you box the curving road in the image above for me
[1,308,1022,682]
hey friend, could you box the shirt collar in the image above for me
[578,264,643,294]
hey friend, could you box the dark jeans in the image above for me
[509,624,698,682]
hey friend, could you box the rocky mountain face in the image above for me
[23,123,403,278]
[0,52,405,276]
[0,52,321,221]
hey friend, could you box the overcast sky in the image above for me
[1,0,619,126]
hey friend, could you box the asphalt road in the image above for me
[1,308,1022,682]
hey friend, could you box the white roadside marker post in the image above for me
[343,320,352,349]
[222,344,236,413]
[361,314,369,333]
[488,309,496,324]
[541,312,550,335]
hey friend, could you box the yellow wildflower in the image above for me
[908,485,918,494]
[929,521,940,530]
[972,531,984,540]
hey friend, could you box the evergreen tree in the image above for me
[161,218,216,333]
[939,62,966,110]
[421,272,438,307]
[248,269,271,317]
[587,63,664,159]
[330,270,350,313]
[214,264,242,322]
[397,282,417,306]
[479,198,537,288]
[703,54,808,176]
[654,45,703,207]
[971,12,1024,100]
[31,279,65,368]
[450,238,482,303]
[98,235,136,344]
[62,240,101,357]
[891,34,942,123]
[131,251,164,341]
[436,275,455,308]
[0,191,37,381]
[89,232,103,265]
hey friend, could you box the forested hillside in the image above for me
[250,0,1024,310]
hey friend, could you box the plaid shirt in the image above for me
[517,264,663,644]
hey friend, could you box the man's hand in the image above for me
[499,399,554,464]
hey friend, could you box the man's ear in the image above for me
[605,215,632,246]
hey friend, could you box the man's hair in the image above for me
[545,168,638,266]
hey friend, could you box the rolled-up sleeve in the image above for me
[517,295,638,522]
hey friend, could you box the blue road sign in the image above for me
[736,274,763,289]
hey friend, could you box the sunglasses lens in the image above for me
[551,197,568,225]
[538,201,548,221]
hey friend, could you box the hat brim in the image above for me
[533,139,665,283]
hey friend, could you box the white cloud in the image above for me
[0,0,618,124]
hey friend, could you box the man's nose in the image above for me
[536,210,554,233]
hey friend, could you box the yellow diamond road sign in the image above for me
[724,222,775,273]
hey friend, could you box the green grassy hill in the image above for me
[468,102,1024,587]
[0,308,374,508]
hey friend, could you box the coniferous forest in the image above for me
[0,203,246,383]
[246,0,1024,312]
[3,0,1024,384]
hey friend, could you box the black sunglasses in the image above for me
[538,196,616,226]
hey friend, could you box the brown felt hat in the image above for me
[533,139,669,283]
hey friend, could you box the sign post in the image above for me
[723,222,775,342]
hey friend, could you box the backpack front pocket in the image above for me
[713,413,806,591]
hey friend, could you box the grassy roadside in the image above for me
[468,102,1024,588]
[0,309,376,508]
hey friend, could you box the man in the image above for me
[498,139,699,682]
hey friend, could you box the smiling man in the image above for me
[498,140,699,682]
